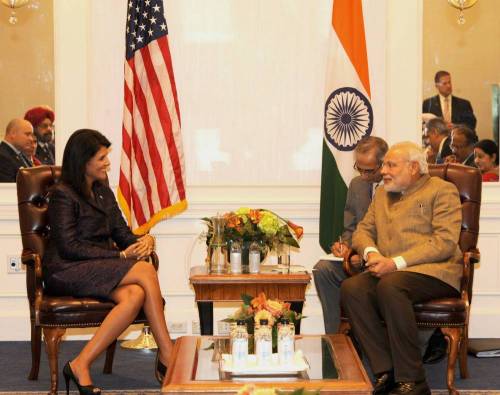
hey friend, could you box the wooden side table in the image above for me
[189,265,311,335]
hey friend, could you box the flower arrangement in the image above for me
[225,293,302,337]
[237,385,319,395]
[203,207,303,251]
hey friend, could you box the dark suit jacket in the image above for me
[435,136,453,164]
[43,182,138,280]
[342,176,373,246]
[462,153,476,168]
[35,142,55,165]
[0,141,31,182]
[422,95,476,130]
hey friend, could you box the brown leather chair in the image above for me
[17,166,158,395]
[341,163,481,395]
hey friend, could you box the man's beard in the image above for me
[37,132,52,143]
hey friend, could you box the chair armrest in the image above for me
[21,252,44,322]
[149,251,159,271]
[460,248,480,302]
[342,248,364,277]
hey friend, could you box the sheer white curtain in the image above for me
[168,0,366,186]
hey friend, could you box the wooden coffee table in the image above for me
[189,265,311,335]
[162,334,372,394]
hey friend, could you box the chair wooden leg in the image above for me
[43,327,66,395]
[459,326,469,379]
[441,327,460,395]
[103,339,117,374]
[28,321,41,380]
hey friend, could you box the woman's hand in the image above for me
[121,241,150,260]
[138,234,155,251]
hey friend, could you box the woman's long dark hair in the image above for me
[61,129,111,197]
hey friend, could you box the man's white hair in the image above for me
[390,141,429,174]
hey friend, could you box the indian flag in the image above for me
[319,0,373,253]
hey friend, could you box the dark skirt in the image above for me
[45,257,138,300]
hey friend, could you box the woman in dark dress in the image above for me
[43,129,173,394]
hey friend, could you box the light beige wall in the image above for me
[423,0,500,140]
[0,0,54,140]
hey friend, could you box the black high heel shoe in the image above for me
[62,361,101,395]
[155,352,168,383]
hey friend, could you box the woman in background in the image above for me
[474,139,499,182]
[43,129,172,394]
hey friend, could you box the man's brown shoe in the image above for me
[373,371,395,394]
[389,380,431,395]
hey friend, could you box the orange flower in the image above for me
[287,220,304,239]
[224,213,241,229]
[249,209,262,224]
[251,292,267,310]
[283,302,291,311]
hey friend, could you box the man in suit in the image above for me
[423,117,452,164]
[24,106,55,165]
[341,142,462,395]
[0,119,35,182]
[313,136,388,334]
[447,125,477,167]
[422,70,476,130]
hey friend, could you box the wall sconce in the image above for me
[1,0,30,24]
[448,0,478,25]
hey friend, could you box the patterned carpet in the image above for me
[1,340,499,394]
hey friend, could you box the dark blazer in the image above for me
[463,153,476,168]
[43,182,138,281]
[435,136,453,164]
[422,95,477,130]
[0,141,32,182]
[342,176,373,246]
[35,142,55,165]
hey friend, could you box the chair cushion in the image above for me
[40,296,116,313]
[38,296,148,327]
[414,298,467,326]
[413,298,466,313]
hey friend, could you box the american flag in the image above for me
[118,0,187,234]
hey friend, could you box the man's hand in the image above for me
[331,241,348,257]
[444,154,457,164]
[365,252,396,277]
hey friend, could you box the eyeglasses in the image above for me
[353,162,381,175]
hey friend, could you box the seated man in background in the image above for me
[24,106,55,165]
[313,136,388,334]
[341,142,462,395]
[423,118,451,164]
[0,119,35,182]
[446,124,477,167]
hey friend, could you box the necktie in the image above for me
[443,96,451,123]
[43,144,55,164]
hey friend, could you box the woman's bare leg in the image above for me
[70,284,145,385]
[117,261,174,369]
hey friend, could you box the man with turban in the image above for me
[24,106,55,165]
